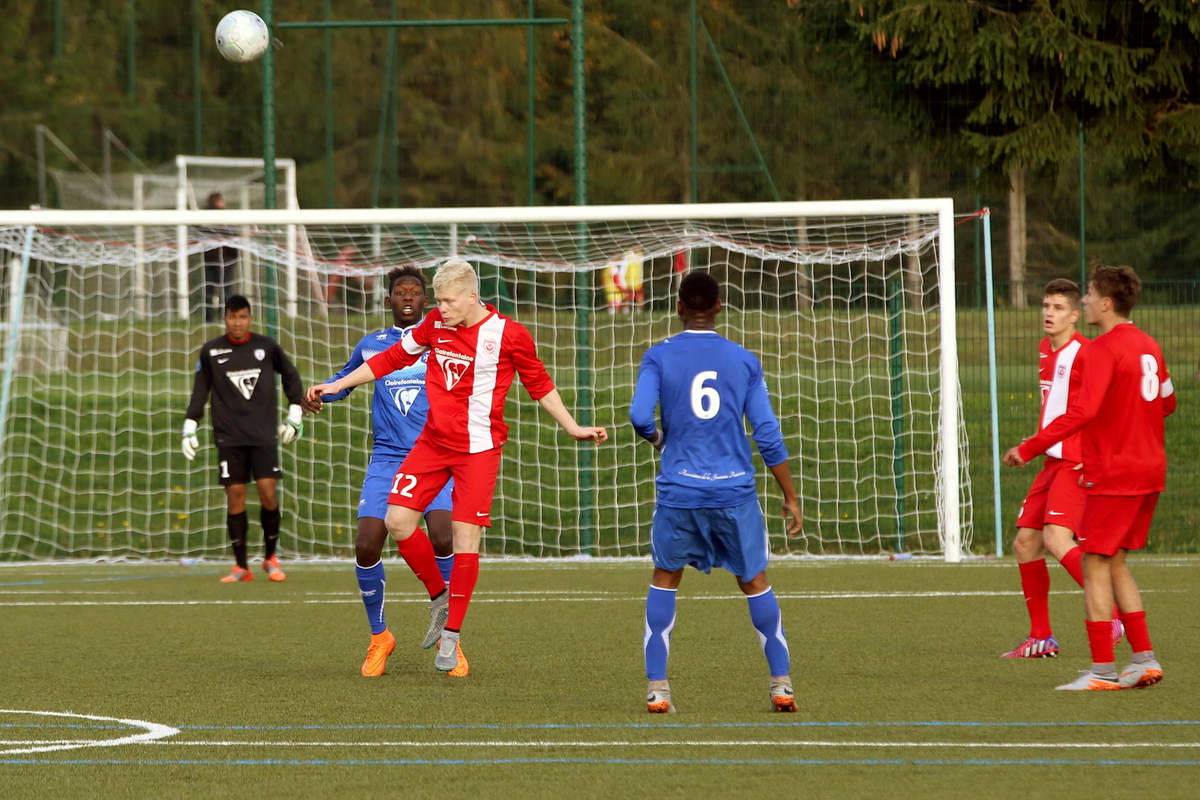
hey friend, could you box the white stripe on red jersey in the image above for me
[1038,333,1087,462]
[367,302,554,453]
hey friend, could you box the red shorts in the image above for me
[388,437,502,526]
[1015,459,1085,533]
[1078,493,1159,556]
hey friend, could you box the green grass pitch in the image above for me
[1,558,1198,798]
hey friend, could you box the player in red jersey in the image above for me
[1005,264,1176,691]
[1001,279,1122,659]
[308,258,608,673]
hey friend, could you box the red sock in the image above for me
[1018,559,1053,639]
[396,525,425,554]
[1058,546,1084,587]
[446,553,480,631]
[395,527,446,599]
[1119,610,1153,653]
[1086,619,1115,665]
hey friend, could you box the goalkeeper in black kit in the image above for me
[182,295,306,583]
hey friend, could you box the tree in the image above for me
[789,0,1200,305]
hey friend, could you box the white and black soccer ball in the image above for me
[215,10,270,63]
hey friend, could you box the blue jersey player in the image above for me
[304,266,464,678]
[630,271,803,713]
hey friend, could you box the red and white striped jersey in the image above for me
[1036,332,1088,462]
[366,303,555,453]
[1018,322,1176,494]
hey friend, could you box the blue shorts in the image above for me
[358,453,452,520]
[650,499,770,580]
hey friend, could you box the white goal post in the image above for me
[0,199,969,562]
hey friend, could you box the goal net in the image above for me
[0,200,972,562]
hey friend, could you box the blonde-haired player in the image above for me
[308,258,607,673]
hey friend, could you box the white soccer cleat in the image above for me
[647,680,675,713]
[1054,670,1121,691]
[434,630,460,672]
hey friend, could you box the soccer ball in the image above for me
[215,10,270,63]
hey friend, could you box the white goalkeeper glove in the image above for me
[277,404,303,445]
[181,419,200,461]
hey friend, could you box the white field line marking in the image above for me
[148,739,1200,750]
[0,710,178,756]
[0,588,1175,607]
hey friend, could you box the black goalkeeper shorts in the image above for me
[215,443,282,486]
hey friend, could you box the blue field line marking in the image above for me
[171,720,1200,732]
[4,756,1200,767]
[0,573,181,588]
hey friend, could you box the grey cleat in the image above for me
[435,630,460,671]
[1118,659,1163,689]
[422,589,449,649]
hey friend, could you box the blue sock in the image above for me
[644,585,677,681]
[356,560,387,635]
[435,554,454,586]
[747,587,790,677]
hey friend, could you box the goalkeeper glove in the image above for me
[278,404,303,445]
[181,419,200,461]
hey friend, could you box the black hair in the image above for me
[1042,278,1081,307]
[678,271,720,312]
[387,265,427,294]
[225,295,251,314]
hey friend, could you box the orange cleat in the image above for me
[262,554,286,582]
[219,565,253,583]
[361,629,396,677]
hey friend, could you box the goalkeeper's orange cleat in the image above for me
[361,629,396,677]
[219,565,253,583]
[262,555,286,582]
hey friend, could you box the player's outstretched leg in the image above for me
[1003,558,1057,658]
[357,559,395,676]
[434,553,480,670]
[746,586,796,712]
[644,585,677,712]
[220,511,253,583]
[1057,619,1121,691]
[1117,610,1162,688]
[261,507,285,581]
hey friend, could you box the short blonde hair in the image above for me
[433,257,478,295]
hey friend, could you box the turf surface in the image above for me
[1,557,1197,798]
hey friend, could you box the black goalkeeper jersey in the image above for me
[185,332,304,447]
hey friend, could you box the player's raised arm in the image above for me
[303,341,367,414]
[306,361,375,406]
[306,324,429,405]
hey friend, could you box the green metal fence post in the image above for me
[572,0,595,555]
